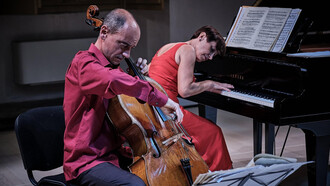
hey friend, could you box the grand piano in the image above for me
[185,0,330,185]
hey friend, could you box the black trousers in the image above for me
[73,162,145,186]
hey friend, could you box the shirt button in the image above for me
[156,102,158,105]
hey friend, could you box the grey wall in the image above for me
[0,2,169,119]
[0,12,96,109]
[0,0,253,119]
[169,0,254,42]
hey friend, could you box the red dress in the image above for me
[149,43,232,171]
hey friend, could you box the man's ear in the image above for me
[100,25,108,40]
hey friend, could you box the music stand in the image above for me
[193,162,311,186]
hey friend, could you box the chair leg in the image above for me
[27,170,38,186]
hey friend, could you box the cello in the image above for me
[86,5,209,185]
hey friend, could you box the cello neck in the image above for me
[125,58,146,81]
[125,58,169,122]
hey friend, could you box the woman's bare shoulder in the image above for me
[158,42,191,56]
[176,44,195,64]
[157,43,177,56]
[177,44,194,54]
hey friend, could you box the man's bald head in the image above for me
[95,8,141,66]
[103,8,140,34]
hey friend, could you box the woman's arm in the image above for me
[176,45,233,98]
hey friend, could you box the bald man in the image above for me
[63,9,182,186]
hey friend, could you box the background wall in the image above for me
[0,0,254,126]
[169,0,254,42]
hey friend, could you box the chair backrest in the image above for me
[15,105,65,172]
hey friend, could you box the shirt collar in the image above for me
[88,43,114,67]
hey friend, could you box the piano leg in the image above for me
[253,120,275,155]
[253,120,262,155]
[296,120,330,186]
[197,104,217,124]
[265,123,275,154]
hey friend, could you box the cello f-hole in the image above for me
[151,131,161,158]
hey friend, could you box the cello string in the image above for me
[127,56,193,166]
[174,121,193,144]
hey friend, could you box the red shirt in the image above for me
[63,43,168,181]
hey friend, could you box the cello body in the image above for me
[108,77,209,186]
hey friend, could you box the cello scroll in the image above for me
[85,5,103,31]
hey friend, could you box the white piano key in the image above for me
[220,90,275,108]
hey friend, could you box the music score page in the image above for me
[226,6,301,52]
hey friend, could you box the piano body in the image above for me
[186,0,330,185]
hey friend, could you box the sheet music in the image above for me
[226,6,269,49]
[271,9,302,52]
[253,8,291,51]
[226,6,300,52]
[193,162,311,186]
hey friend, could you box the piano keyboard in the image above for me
[220,90,275,108]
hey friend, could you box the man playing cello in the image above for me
[63,8,183,186]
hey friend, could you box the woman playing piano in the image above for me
[148,25,234,171]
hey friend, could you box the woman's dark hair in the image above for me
[191,25,226,56]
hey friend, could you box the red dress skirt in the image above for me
[149,43,232,171]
